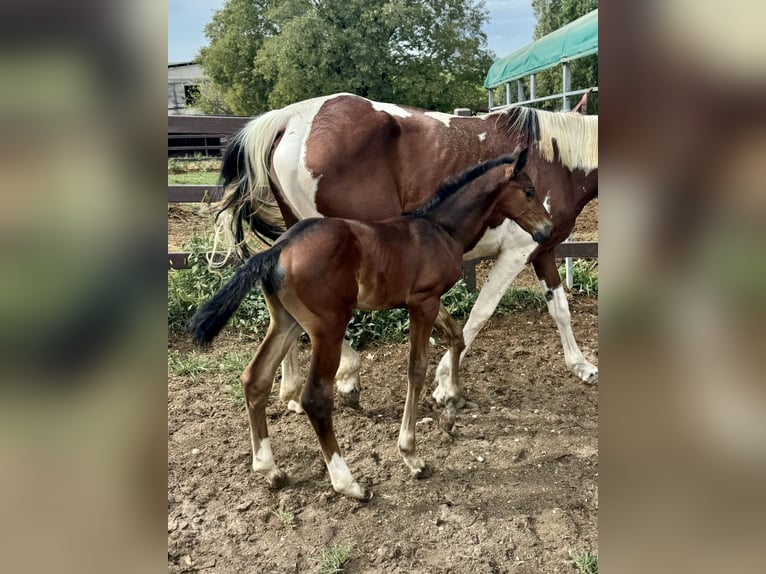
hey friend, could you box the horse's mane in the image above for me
[498,107,598,172]
[405,155,517,217]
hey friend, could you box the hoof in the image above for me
[411,463,433,480]
[338,481,372,501]
[439,409,457,434]
[265,469,288,490]
[286,400,304,414]
[572,362,598,385]
[336,388,361,410]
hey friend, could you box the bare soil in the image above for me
[168,197,598,573]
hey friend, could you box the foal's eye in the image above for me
[525,188,535,199]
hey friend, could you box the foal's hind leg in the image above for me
[242,298,302,488]
[434,304,465,433]
[533,250,598,384]
[399,301,439,477]
[302,330,370,500]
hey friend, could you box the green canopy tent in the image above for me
[484,8,598,110]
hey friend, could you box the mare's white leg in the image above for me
[432,241,530,404]
[279,342,304,413]
[335,341,362,407]
[540,280,598,384]
[279,340,362,411]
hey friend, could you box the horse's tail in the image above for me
[190,246,283,344]
[209,109,291,266]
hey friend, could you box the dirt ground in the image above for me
[168,199,598,573]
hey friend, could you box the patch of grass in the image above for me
[498,286,547,312]
[316,544,351,574]
[271,506,297,529]
[168,155,221,174]
[168,171,220,185]
[168,350,211,381]
[570,550,598,574]
[167,236,271,336]
[559,259,598,297]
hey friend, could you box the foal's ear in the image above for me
[512,147,529,177]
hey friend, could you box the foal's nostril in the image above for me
[533,223,553,244]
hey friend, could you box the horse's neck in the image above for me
[426,191,498,250]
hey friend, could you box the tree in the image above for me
[530,0,598,112]
[198,0,493,114]
[197,0,276,115]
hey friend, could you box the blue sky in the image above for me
[168,0,535,64]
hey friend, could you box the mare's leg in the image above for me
[399,300,439,477]
[533,250,598,384]
[433,304,465,432]
[280,340,362,411]
[242,298,302,488]
[302,330,370,500]
[433,244,529,404]
[279,342,304,413]
[335,341,362,408]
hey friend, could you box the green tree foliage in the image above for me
[197,0,277,115]
[530,0,598,112]
[198,0,493,114]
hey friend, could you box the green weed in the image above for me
[167,236,271,336]
[570,550,598,574]
[316,544,351,574]
[271,506,297,529]
[168,350,210,381]
[560,259,598,296]
[498,286,547,312]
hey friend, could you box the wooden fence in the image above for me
[168,115,597,287]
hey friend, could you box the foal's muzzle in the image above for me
[532,223,554,244]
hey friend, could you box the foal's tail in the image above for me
[210,109,291,265]
[190,246,283,344]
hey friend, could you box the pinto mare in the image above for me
[212,93,598,412]
[192,153,552,500]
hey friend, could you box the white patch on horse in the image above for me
[370,101,412,118]
[326,453,366,498]
[539,280,598,383]
[270,97,339,218]
[252,437,276,473]
[543,192,552,213]
[424,111,453,127]
[478,132,487,142]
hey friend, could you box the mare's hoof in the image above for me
[286,400,305,414]
[439,410,456,434]
[336,389,361,410]
[412,463,433,480]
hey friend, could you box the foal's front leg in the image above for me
[399,301,439,477]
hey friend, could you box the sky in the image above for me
[168,0,535,64]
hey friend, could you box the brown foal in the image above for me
[191,150,552,500]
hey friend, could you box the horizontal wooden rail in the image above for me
[168,185,224,202]
[168,115,249,135]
